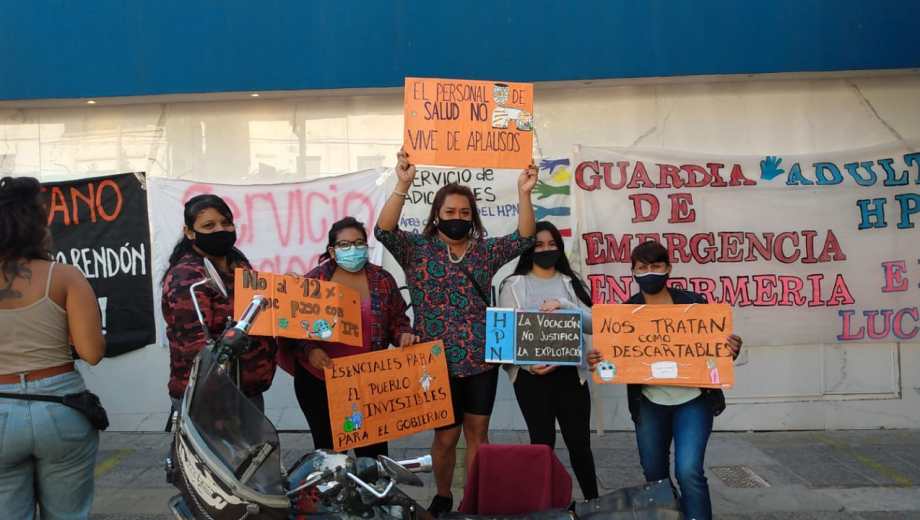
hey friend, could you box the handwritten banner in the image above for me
[233,269,363,346]
[404,77,534,169]
[591,304,734,388]
[572,143,920,346]
[42,172,155,357]
[485,308,583,365]
[324,341,454,451]
[147,170,388,346]
[390,158,573,304]
[397,159,573,236]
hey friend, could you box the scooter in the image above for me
[164,261,682,519]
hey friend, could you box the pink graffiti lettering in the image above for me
[180,184,378,247]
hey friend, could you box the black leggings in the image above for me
[293,362,388,458]
[513,366,598,499]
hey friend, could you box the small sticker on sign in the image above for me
[651,361,678,379]
[597,361,616,382]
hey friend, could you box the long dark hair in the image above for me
[421,183,486,239]
[508,221,592,307]
[0,176,52,267]
[318,216,368,265]
[162,194,248,281]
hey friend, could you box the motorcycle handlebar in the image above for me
[235,295,267,334]
[396,454,432,474]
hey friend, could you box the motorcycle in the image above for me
[164,260,682,519]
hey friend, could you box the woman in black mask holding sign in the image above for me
[587,241,742,520]
[376,149,537,515]
[498,220,598,500]
[161,194,277,411]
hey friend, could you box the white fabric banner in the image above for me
[389,159,575,299]
[148,169,389,344]
[395,165,519,238]
[572,143,920,346]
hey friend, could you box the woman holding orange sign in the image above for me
[279,216,416,459]
[587,240,742,520]
[375,149,536,515]
[161,194,277,411]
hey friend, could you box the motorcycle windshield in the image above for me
[188,349,284,496]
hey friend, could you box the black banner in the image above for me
[42,172,155,357]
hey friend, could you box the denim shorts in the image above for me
[0,370,99,520]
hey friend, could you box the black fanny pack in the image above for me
[0,390,109,430]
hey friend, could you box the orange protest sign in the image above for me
[324,341,454,452]
[591,304,735,389]
[404,77,534,169]
[233,268,362,347]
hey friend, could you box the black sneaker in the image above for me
[427,494,454,516]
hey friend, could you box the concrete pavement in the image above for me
[89,429,920,519]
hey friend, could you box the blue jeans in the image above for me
[0,371,99,520]
[635,394,713,520]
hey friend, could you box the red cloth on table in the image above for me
[458,444,572,515]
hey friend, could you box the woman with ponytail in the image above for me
[160,194,277,410]
[498,220,598,500]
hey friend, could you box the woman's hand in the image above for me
[308,348,333,370]
[398,333,419,347]
[727,334,743,360]
[518,162,538,195]
[586,349,604,371]
[517,160,537,237]
[378,149,414,231]
[539,299,563,312]
[396,148,416,186]
[530,364,557,375]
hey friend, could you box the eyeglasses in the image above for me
[334,239,368,250]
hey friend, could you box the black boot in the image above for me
[427,494,454,516]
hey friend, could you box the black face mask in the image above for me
[194,230,237,257]
[532,250,561,269]
[635,272,669,295]
[437,219,473,240]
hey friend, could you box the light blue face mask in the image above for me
[334,245,369,272]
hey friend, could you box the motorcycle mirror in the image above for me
[378,455,424,487]
[202,258,228,299]
[188,258,229,341]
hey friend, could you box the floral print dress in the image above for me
[374,227,533,378]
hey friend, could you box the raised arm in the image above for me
[517,162,537,238]
[377,148,417,231]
